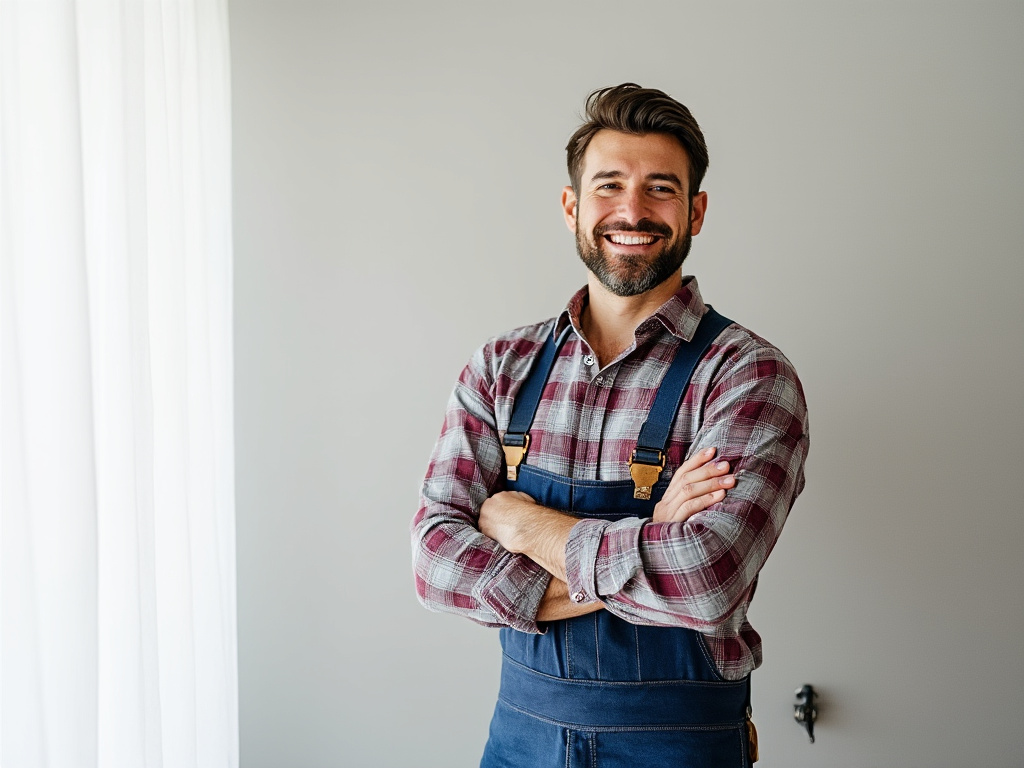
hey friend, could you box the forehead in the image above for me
[581,130,691,186]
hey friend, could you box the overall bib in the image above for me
[480,308,754,768]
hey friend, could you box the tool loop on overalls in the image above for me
[747,718,760,762]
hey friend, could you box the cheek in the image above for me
[580,203,614,232]
[654,210,688,236]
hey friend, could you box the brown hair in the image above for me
[565,83,709,197]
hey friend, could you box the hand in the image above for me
[652,447,734,523]
[479,492,576,582]
[478,491,538,552]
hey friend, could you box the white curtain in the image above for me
[1,1,236,766]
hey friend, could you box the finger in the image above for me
[660,475,733,511]
[670,454,729,488]
[676,446,717,476]
[667,458,730,493]
[660,489,726,523]
[681,489,727,518]
[665,461,730,502]
[685,475,736,498]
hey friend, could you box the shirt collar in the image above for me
[554,275,708,343]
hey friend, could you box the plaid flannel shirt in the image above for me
[412,276,809,680]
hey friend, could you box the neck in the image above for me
[580,273,683,366]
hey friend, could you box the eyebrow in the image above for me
[589,170,685,188]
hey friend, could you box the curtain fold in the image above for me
[1,2,236,766]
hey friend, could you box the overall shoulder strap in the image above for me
[629,307,734,499]
[502,323,574,480]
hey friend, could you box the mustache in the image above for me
[593,219,673,239]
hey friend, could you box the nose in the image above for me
[615,187,652,225]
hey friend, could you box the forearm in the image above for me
[478,493,583,582]
[536,576,604,622]
[505,505,576,583]
[477,493,611,621]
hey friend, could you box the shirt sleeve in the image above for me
[563,337,809,631]
[411,343,552,633]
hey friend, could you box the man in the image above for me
[412,83,809,767]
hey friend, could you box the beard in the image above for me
[576,217,692,298]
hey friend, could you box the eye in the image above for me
[650,185,676,195]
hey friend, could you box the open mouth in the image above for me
[604,233,662,246]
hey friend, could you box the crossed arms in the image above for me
[478,448,737,622]
[411,326,809,644]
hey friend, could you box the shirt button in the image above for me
[583,354,596,366]
[572,591,586,603]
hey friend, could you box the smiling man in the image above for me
[412,84,810,767]
[573,130,701,300]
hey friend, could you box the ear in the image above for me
[561,186,578,233]
[688,191,708,236]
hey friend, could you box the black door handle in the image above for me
[793,684,818,743]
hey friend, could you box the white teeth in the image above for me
[608,234,655,245]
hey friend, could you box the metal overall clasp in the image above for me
[629,450,665,500]
[502,434,530,481]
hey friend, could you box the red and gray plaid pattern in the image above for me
[412,277,809,680]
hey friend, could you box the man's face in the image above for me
[562,130,707,297]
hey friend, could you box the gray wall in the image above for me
[231,2,1024,766]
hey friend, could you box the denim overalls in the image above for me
[480,308,755,768]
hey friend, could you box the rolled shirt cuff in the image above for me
[566,516,650,604]
[564,518,610,604]
[473,550,552,634]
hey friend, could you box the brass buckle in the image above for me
[502,434,530,481]
[628,450,665,500]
